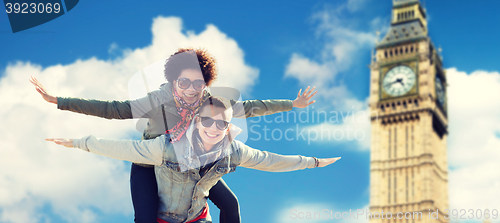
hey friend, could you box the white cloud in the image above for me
[284,3,382,150]
[108,42,119,55]
[127,16,258,94]
[286,54,335,88]
[304,106,372,150]
[285,3,381,111]
[347,0,370,12]
[0,16,257,222]
[446,68,500,216]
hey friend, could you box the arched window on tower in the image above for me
[389,129,392,159]
[406,175,409,202]
[411,125,414,155]
[388,172,391,203]
[395,127,398,158]
[406,126,408,156]
[394,174,397,203]
[412,170,415,199]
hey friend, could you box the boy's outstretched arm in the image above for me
[46,136,166,165]
[236,140,340,172]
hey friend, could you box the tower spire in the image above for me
[376,0,427,48]
[391,0,426,27]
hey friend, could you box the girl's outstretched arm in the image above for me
[30,76,162,120]
[292,86,317,108]
[30,76,57,104]
[232,86,318,118]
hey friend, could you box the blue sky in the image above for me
[1,0,500,222]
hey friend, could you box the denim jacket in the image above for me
[73,122,317,222]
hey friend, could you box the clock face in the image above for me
[435,76,445,105]
[382,65,416,97]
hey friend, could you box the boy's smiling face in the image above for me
[196,105,232,150]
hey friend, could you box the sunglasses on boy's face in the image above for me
[177,78,206,91]
[200,116,229,130]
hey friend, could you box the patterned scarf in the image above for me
[166,87,208,142]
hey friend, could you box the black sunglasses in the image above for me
[199,116,229,130]
[177,78,206,91]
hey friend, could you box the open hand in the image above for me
[45,138,74,148]
[30,76,57,104]
[318,157,341,167]
[292,86,317,108]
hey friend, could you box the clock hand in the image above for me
[384,82,395,88]
[391,78,405,86]
[384,78,401,88]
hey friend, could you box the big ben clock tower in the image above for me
[369,0,449,223]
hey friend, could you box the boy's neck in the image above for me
[203,144,215,152]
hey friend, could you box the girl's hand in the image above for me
[292,86,317,108]
[318,157,341,167]
[30,76,57,104]
[45,138,74,148]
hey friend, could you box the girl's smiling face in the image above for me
[173,68,205,104]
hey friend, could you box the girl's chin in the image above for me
[182,97,199,104]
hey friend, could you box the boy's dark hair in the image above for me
[200,96,232,110]
[200,96,232,119]
[164,48,218,86]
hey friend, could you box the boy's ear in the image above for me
[195,116,201,123]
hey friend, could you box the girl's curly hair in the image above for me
[164,48,218,86]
